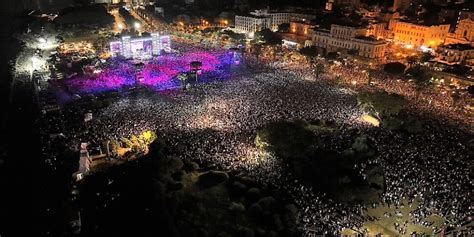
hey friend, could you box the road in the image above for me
[130,9,154,32]
[110,9,127,33]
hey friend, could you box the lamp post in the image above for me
[134,22,141,35]
[30,56,36,74]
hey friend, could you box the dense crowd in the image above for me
[39,42,473,235]
[325,62,473,127]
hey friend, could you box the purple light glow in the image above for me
[140,64,178,87]
[63,50,239,94]
[66,65,135,93]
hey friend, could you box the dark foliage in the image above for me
[383,62,406,75]
[55,4,114,26]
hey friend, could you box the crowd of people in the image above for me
[325,61,473,128]
[39,40,473,235]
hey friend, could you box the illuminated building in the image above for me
[391,20,450,48]
[290,21,314,36]
[235,10,315,33]
[367,22,390,39]
[250,10,315,31]
[250,10,291,30]
[329,24,368,40]
[445,18,474,45]
[234,15,272,35]
[109,33,171,59]
[310,24,387,59]
[454,18,474,42]
[435,43,474,67]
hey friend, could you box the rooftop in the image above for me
[236,14,270,19]
[354,35,379,42]
[397,19,449,27]
[314,28,330,33]
[291,20,316,25]
[333,19,369,28]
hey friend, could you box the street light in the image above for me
[134,22,141,30]
[118,23,124,30]
[31,56,37,68]
[31,56,40,73]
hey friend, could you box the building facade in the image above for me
[250,10,291,31]
[445,18,474,45]
[367,22,389,39]
[454,18,474,42]
[310,24,386,59]
[391,20,450,48]
[329,24,368,40]
[234,15,272,34]
[435,43,474,67]
[290,21,314,36]
[235,9,316,34]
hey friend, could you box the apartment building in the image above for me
[391,20,450,47]
[311,24,386,59]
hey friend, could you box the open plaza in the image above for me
[35,36,472,235]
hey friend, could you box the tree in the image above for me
[383,62,406,75]
[366,70,373,86]
[178,72,188,90]
[221,30,245,42]
[255,29,282,45]
[277,23,290,32]
[326,52,339,61]
[358,91,406,118]
[256,120,382,204]
[406,56,418,65]
[406,66,432,90]
[252,43,262,60]
[420,52,434,63]
[315,63,324,78]
[347,49,358,55]
[299,46,318,62]
[468,85,474,95]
